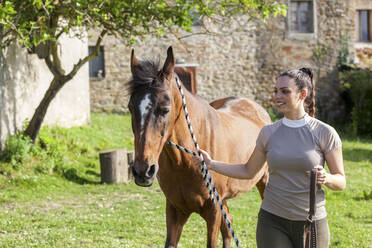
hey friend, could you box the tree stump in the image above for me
[126,150,134,180]
[99,148,130,184]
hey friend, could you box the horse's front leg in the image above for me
[220,200,232,248]
[202,202,222,248]
[165,200,190,248]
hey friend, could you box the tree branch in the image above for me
[43,13,65,77]
[65,29,107,80]
[55,29,64,40]
[44,43,62,77]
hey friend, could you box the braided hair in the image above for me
[279,68,315,117]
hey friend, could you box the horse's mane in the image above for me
[127,58,194,97]
[127,59,163,95]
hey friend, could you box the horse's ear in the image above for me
[162,46,175,79]
[131,49,141,75]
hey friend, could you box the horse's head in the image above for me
[128,47,178,187]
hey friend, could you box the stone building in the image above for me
[89,0,372,123]
[0,34,90,148]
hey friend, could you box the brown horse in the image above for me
[128,47,271,248]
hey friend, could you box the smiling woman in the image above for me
[198,68,346,248]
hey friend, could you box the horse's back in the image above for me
[208,97,270,199]
[210,97,271,128]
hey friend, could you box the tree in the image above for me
[0,0,286,143]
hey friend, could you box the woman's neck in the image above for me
[284,109,307,120]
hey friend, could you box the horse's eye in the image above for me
[158,107,170,116]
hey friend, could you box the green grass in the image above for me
[0,114,371,247]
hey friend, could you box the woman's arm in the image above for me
[316,147,346,191]
[195,147,267,179]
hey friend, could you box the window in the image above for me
[289,0,314,33]
[89,46,105,78]
[358,10,372,42]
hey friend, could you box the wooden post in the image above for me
[99,148,129,184]
[127,150,134,180]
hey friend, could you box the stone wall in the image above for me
[89,16,259,113]
[0,34,90,148]
[90,0,367,124]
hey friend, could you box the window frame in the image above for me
[88,45,105,79]
[357,9,372,43]
[286,0,317,40]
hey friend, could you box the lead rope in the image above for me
[166,77,241,248]
[304,169,318,248]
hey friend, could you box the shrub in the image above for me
[1,133,33,166]
[0,128,68,175]
[340,68,372,136]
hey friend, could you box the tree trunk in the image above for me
[24,77,66,143]
[23,30,106,143]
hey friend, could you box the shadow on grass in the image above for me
[63,168,100,185]
[345,212,372,224]
[342,148,372,162]
[85,170,100,177]
[352,190,372,201]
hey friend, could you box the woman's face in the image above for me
[273,76,305,114]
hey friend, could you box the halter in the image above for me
[166,76,241,248]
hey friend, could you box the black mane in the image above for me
[127,59,164,95]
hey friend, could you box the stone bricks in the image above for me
[89,0,370,125]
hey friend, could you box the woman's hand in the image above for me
[192,147,267,180]
[314,165,328,185]
[193,149,213,169]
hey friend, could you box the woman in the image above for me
[195,68,346,248]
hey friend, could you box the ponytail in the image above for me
[300,67,315,117]
[306,86,315,117]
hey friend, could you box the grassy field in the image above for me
[0,114,371,247]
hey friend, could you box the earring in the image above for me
[302,91,307,99]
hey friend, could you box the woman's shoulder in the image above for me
[256,120,283,152]
[306,117,342,150]
[264,119,282,129]
[306,116,338,134]
[261,119,282,135]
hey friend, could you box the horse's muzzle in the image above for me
[132,162,158,187]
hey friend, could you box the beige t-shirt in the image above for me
[256,114,342,221]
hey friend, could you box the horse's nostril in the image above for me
[147,164,156,178]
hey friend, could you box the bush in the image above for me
[0,128,68,175]
[340,68,372,136]
[1,133,33,166]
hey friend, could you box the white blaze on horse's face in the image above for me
[138,93,153,136]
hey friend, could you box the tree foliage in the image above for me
[340,67,372,136]
[0,0,286,142]
[0,0,286,48]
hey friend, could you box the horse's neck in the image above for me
[169,82,217,151]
